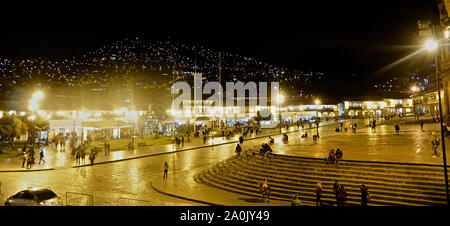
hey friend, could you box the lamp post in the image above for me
[28,91,44,153]
[315,99,321,137]
[425,38,450,205]
[278,94,285,133]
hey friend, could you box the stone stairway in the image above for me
[194,151,449,206]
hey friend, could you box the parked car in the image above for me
[4,188,63,206]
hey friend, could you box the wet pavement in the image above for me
[0,137,251,205]
[246,119,450,165]
[1,117,448,206]
[0,127,282,171]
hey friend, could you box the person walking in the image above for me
[239,135,244,145]
[75,151,81,165]
[89,152,96,165]
[81,151,86,165]
[333,180,340,199]
[203,134,207,144]
[21,152,27,168]
[315,182,323,206]
[181,136,184,147]
[431,132,440,156]
[361,184,370,206]
[26,154,32,169]
[259,179,271,202]
[336,184,347,206]
[420,119,424,132]
[291,193,303,206]
[128,142,133,151]
[235,143,242,158]
[394,124,400,135]
[107,142,111,155]
[163,161,169,179]
[38,149,45,164]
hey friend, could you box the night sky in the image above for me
[0,0,439,97]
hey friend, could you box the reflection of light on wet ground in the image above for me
[111,151,126,160]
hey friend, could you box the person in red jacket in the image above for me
[327,149,335,165]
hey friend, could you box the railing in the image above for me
[117,197,151,206]
[65,192,94,206]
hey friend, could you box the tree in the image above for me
[24,115,49,148]
[0,115,27,152]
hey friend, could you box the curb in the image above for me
[151,181,221,206]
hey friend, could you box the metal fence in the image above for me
[117,197,151,206]
[66,192,94,206]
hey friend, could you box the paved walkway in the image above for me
[244,118,450,165]
[0,121,340,171]
[0,117,429,171]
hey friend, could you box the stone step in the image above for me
[192,174,317,206]
[200,169,429,206]
[225,159,447,194]
[241,157,445,184]
[196,172,365,206]
[217,161,447,203]
[270,153,447,173]
[195,154,450,206]
[205,168,445,206]
[248,154,447,178]
[231,157,447,188]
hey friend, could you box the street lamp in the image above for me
[411,86,418,92]
[28,91,44,153]
[315,99,321,137]
[278,94,285,133]
[424,39,438,51]
[424,38,450,205]
[28,114,36,153]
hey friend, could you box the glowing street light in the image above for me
[277,94,285,103]
[422,34,450,205]
[315,99,321,105]
[29,91,44,111]
[411,86,418,92]
[32,91,44,100]
[277,93,285,133]
[424,39,438,51]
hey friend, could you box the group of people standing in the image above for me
[291,181,370,207]
[175,136,185,147]
[20,146,41,169]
